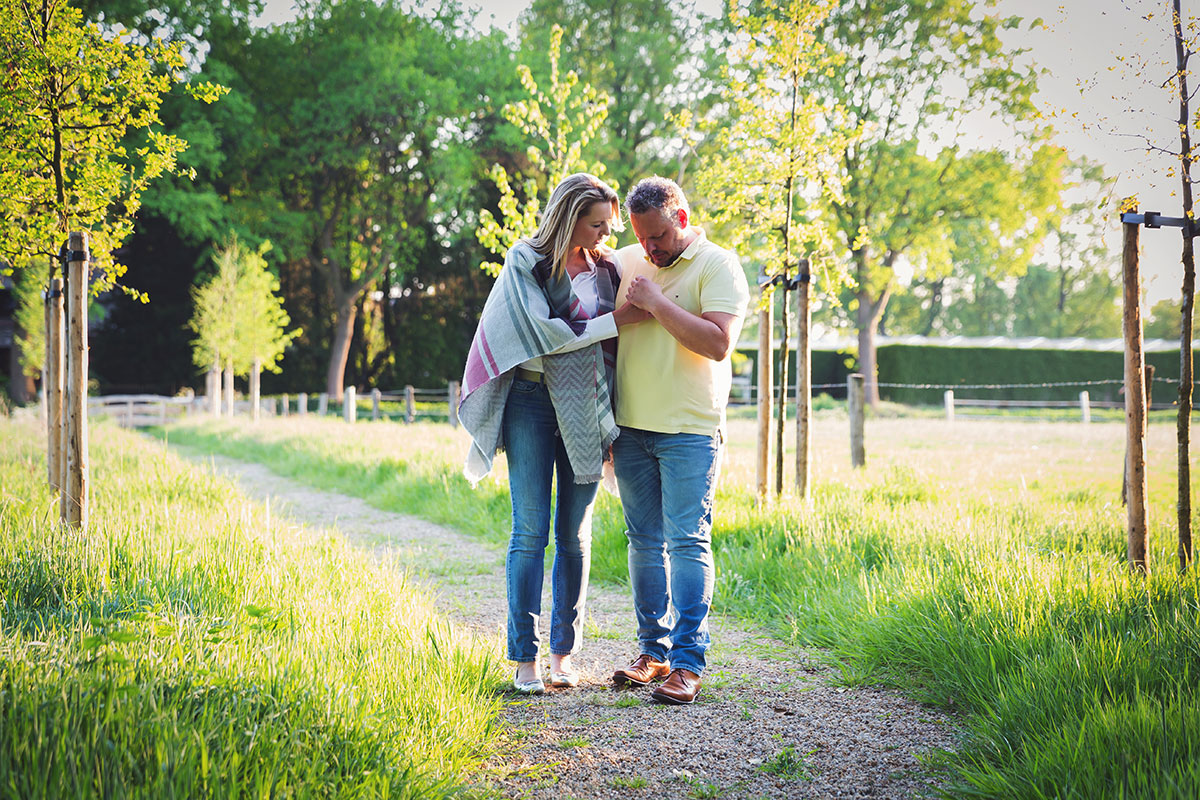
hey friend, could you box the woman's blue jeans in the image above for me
[611,426,720,676]
[502,378,598,662]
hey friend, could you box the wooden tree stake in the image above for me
[1123,213,1149,573]
[64,233,89,531]
[755,297,772,497]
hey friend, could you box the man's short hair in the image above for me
[625,176,689,220]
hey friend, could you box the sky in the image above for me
[253,0,1194,303]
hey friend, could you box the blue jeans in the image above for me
[612,426,721,675]
[502,378,599,662]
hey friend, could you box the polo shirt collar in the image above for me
[648,227,706,269]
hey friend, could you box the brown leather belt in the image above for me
[515,367,545,383]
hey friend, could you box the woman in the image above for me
[459,173,646,694]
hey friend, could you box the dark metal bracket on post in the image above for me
[757,258,812,291]
[1120,211,1199,238]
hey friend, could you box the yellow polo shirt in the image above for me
[615,229,749,435]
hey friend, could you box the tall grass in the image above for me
[0,418,505,798]
[166,414,1200,797]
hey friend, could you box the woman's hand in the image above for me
[613,299,652,327]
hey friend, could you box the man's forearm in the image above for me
[646,297,735,361]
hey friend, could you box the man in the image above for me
[610,176,749,705]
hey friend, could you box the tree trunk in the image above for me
[1173,0,1194,573]
[326,295,357,402]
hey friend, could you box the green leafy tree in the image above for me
[475,24,611,276]
[885,157,1115,339]
[689,0,854,497]
[190,237,299,415]
[516,0,729,193]
[0,0,221,291]
[808,0,1056,405]
[222,0,474,400]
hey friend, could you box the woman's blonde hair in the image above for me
[525,173,622,278]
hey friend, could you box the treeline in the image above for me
[6,0,1124,399]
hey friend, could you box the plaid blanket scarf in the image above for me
[460,241,619,485]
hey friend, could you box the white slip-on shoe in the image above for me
[513,670,545,695]
[549,670,580,688]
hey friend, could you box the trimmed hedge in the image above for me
[740,344,1183,406]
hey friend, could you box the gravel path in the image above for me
[182,450,959,799]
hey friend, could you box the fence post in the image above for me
[280,393,289,417]
[46,278,64,492]
[344,386,357,423]
[1080,390,1091,424]
[405,385,415,424]
[944,390,955,422]
[298,392,308,417]
[848,374,865,468]
[1122,211,1148,572]
[372,388,381,421]
[64,232,89,531]
[448,381,460,428]
[125,398,134,427]
[318,392,328,416]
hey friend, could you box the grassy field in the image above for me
[0,417,506,798]
[164,410,1200,798]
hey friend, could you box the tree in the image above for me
[516,0,729,192]
[689,0,853,498]
[216,0,474,400]
[884,157,1118,339]
[808,0,1054,405]
[232,241,301,417]
[475,24,611,275]
[0,0,219,290]
[190,237,299,417]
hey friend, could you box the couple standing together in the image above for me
[459,173,749,706]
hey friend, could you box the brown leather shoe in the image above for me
[612,654,671,687]
[650,668,702,705]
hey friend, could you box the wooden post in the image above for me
[448,381,461,428]
[372,388,381,421]
[344,385,357,423]
[1080,391,1091,424]
[944,390,955,422]
[405,385,415,424]
[795,269,812,500]
[755,297,773,497]
[848,374,865,469]
[278,393,287,417]
[46,279,65,492]
[318,392,328,416]
[223,361,234,418]
[64,232,89,531]
[298,392,307,417]
[1123,212,1149,573]
[249,359,261,421]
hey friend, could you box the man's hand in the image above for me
[625,276,666,313]
[624,276,741,361]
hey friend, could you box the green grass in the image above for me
[162,413,1200,798]
[0,417,506,798]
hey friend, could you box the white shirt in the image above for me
[520,250,618,373]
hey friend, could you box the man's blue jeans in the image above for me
[502,378,598,663]
[612,426,720,675]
